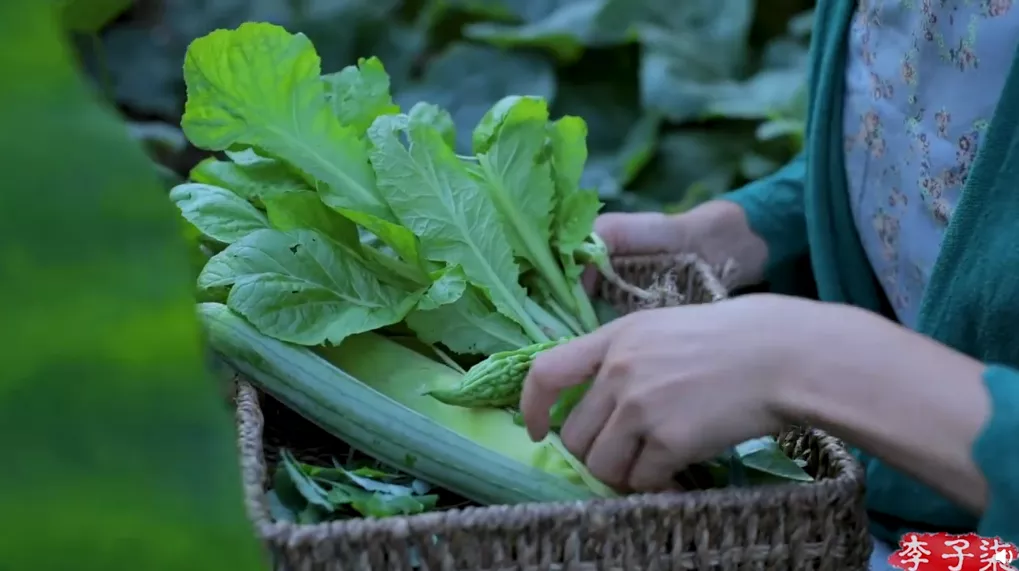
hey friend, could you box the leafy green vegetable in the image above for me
[174,22,812,516]
[406,286,532,354]
[181,22,422,266]
[323,56,401,135]
[366,114,547,341]
[262,190,361,246]
[170,183,272,244]
[270,450,443,523]
[198,229,420,345]
[735,436,814,482]
[471,96,591,327]
[190,156,308,203]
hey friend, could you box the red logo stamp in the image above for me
[888,533,1018,571]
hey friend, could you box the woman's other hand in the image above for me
[586,200,770,293]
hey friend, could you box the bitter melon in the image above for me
[425,338,567,408]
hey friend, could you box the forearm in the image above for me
[776,303,991,513]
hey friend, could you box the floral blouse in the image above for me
[842,0,1019,329]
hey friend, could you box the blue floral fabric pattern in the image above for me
[842,0,1019,329]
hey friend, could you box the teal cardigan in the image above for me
[723,0,1019,546]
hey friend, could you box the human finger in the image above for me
[625,440,683,492]
[559,384,615,461]
[581,408,642,491]
[520,328,615,441]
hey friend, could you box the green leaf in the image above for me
[265,490,298,522]
[367,114,545,342]
[551,74,658,198]
[470,96,582,320]
[1,1,264,567]
[325,484,357,506]
[181,23,380,212]
[170,183,271,244]
[337,467,416,497]
[198,228,419,345]
[735,437,813,482]
[271,461,307,511]
[280,450,334,510]
[704,67,808,121]
[464,0,628,63]
[262,190,361,247]
[757,118,806,143]
[637,0,755,122]
[181,23,421,266]
[420,0,515,24]
[323,56,400,134]
[190,157,308,202]
[631,128,755,207]
[409,102,456,149]
[352,492,438,518]
[406,286,531,354]
[417,265,468,311]
[547,116,588,195]
[394,43,556,155]
[297,504,329,524]
[549,383,590,429]
[545,116,603,284]
[472,97,555,270]
[471,95,537,155]
[548,117,602,250]
[226,148,273,166]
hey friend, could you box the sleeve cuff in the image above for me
[720,153,809,276]
[973,364,1019,544]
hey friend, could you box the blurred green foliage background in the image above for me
[4,1,266,567]
[69,0,814,214]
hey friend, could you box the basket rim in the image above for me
[230,253,868,546]
[237,382,867,545]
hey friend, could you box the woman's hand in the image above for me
[520,293,991,508]
[588,200,770,292]
[520,293,831,491]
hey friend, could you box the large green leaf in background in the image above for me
[78,0,814,215]
[0,1,264,568]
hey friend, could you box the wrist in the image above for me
[766,302,877,427]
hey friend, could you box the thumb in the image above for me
[520,324,618,441]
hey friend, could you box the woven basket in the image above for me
[232,253,871,571]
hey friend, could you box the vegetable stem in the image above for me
[577,233,654,301]
[514,308,553,344]
[569,281,601,333]
[522,297,572,340]
[542,297,585,336]
[428,343,467,374]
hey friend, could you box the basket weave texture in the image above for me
[233,254,872,571]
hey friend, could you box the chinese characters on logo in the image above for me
[888,533,1018,571]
